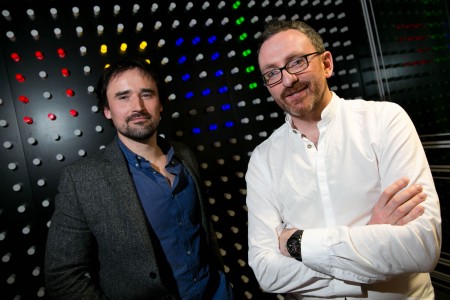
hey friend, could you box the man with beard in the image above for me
[45,59,234,300]
[246,20,441,299]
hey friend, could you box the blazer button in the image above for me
[149,272,157,279]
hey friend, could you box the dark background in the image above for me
[0,0,449,299]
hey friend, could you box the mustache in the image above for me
[126,112,152,122]
[281,83,308,98]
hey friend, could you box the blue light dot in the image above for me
[175,38,184,46]
[178,56,187,64]
[215,70,224,77]
[211,52,220,60]
[192,36,200,45]
[208,36,217,44]
[209,124,218,131]
[225,121,234,128]
[218,86,228,94]
[221,103,231,110]
[192,128,201,134]
[182,73,190,81]
[185,91,194,99]
[202,89,211,96]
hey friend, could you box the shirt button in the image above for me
[307,144,312,149]
[193,278,197,283]
[187,251,191,255]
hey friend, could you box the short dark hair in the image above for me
[258,19,326,54]
[96,59,165,111]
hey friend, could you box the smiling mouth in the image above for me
[285,86,307,98]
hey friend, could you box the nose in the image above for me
[281,69,298,87]
[131,94,146,111]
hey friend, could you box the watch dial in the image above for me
[287,237,301,257]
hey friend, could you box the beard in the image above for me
[278,79,325,118]
[115,112,159,142]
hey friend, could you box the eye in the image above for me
[264,69,280,80]
[289,57,305,67]
[141,92,155,99]
[118,95,129,100]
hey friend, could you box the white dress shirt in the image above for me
[246,92,441,299]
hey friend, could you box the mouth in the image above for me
[127,114,151,123]
[284,85,307,99]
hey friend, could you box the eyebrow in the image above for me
[114,88,155,98]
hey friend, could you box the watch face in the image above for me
[287,235,301,258]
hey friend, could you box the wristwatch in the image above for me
[286,230,304,261]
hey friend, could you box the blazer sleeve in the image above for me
[45,166,107,300]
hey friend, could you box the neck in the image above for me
[290,90,333,146]
[118,133,162,161]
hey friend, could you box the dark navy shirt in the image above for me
[118,138,232,300]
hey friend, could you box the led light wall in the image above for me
[0,0,449,299]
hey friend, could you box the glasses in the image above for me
[261,51,323,87]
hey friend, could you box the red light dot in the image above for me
[11,53,21,62]
[15,74,25,82]
[23,116,33,124]
[61,68,70,77]
[69,109,78,117]
[66,89,75,96]
[48,113,57,120]
[19,95,29,103]
[35,51,44,60]
[57,48,66,58]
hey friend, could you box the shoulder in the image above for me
[62,140,120,174]
[250,123,288,161]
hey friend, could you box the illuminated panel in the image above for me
[0,1,384,299]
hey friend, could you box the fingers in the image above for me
[376,177,410,209]
[396,205,425,226]
[368,177,426,225]
[387,190,426,224]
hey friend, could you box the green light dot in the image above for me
[233,1,241,9]
[236,17,245,25]
[246,66,255,73]
[249,82,258,89]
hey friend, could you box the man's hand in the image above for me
[368,177,426,225]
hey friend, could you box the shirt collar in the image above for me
[285,91,339,130]
[118,136,175,168]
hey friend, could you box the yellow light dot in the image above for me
[120,43,127,52]
[100,44,107,54]
[144,59,151,64]
[139,41,147,50]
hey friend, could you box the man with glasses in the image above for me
[246,20,441,299]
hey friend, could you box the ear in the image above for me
[104,106,112,119]
[322,51,334,78]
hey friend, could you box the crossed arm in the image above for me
[279,177,426,256]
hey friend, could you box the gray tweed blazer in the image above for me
[45,137,223,300]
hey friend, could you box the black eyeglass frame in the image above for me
[261,51,324,87]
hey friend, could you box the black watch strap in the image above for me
[286,230,304,261]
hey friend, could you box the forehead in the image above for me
[108,68,155,89]
[258,29,313,68]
